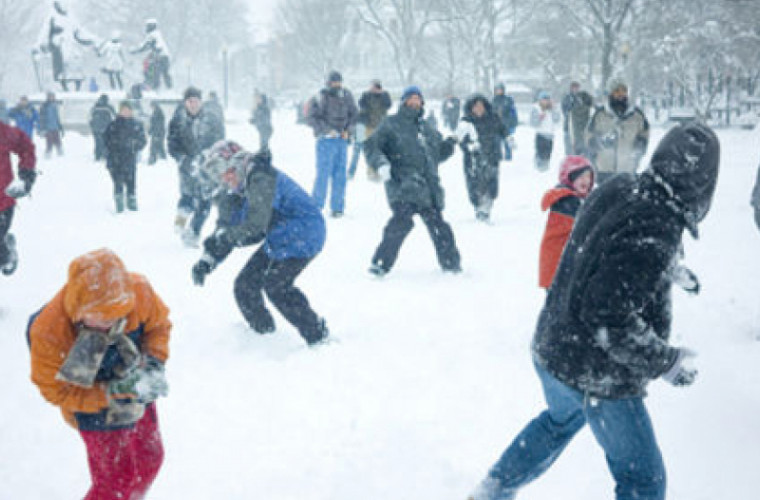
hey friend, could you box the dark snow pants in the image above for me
[149,135,166,164]
[79,404,164,500]
[0,207,14,266]
[94,133,107,161]
[234,245,323,343]
[371,202,461,272]
[107,161,137,197]
[177,157,211,236]
[463,153,499,208]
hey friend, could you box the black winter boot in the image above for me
[114,194,125,213]
[250,309,276,334]
[127,195,138,211]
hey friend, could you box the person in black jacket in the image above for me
[441,94,461,132]
[89,94,116,161]
[103,101,147,212]
[167,86,225,246]
[147,102,166,165]
[468,122,720,500]
[491,83,518,160]
[456,94,508,221]
[250,92,272,150]
[364,86,461,276]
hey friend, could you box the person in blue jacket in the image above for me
[191,141,329,346]
[9,96,40,139]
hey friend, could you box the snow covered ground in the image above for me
[1,106,759,499]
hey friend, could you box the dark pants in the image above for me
[45,130,63,156]
[105,71,123,90]
[372,202,461,272]
[234,246,323,343]
[257,126,272,150]
[463,154,499,209]
[148,135,166,164]
[107,162,136,197]
[94,133,107,161]
[754,207,760,232]
[148,56,172,90]
[534,133,553,171]
[0,208,14,266]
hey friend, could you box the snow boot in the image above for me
[369,263,388,278]
[1,233,18,276]
[126,195,138,211]
[174,209,191,233]
[304,317,329,346]
[250,310,276,334]
[114,194,125,213]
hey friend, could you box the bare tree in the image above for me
[353,0,451,86]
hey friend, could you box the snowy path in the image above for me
[1,108,758,499]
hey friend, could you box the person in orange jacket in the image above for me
[538,155,594,289]
[28,248,171,500]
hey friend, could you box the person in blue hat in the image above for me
[364,85,462,276]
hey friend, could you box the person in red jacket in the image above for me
[0,120,36,275]
[538,155,594,289]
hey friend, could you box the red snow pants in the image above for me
[79,403,164,500]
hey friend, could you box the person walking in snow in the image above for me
[349,79,392,180]
[530,91,560,172]
[39,91,64,158]
[468,122,720,500]
[538,155,594,290]
[567,90,594,156]
[28,248,171,500]
[250,92,272,150]
[147,101,167,165]
[168,86,225,246]
[97,31,126,90]
[130,18,172,90]
[307,70,358,217]
[103,101,147,212]
[561,81,581,154]
[441,93,461,132]
[0,120,36,276]
[491,83,518,161]
[586,78,649,184]
[89,94,116,161]
[9,96,40,140]
[192,142,330,346]
[364,86,462,277]
[456,93,508,222]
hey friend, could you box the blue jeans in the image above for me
[483,362,665,500]
[312,137,347,212]
[348,140,363,178]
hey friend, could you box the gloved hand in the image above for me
[454,121,477,144]
[600,131,618,148]
[376,164,391,182]
[107,357,168,403]
[670,264,700,295]
[192,255,215,286]
[467,141,481,153]
[662,348,698,387]
[108,369,142,400]
[5,181,29,199]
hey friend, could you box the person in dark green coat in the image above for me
[363,86,461,276]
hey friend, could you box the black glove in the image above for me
[600,131,618,148]
[192,257,214,286]
[19,169,36,194]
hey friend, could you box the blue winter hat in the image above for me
[537,90,551,100]
[401,85,423,103]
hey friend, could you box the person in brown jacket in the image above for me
[28,248,171,500]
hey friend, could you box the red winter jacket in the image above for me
[539,187,583,289]
[0,122,36,212]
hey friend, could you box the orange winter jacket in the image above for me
[29,250,171,429]
[539,187,583,289]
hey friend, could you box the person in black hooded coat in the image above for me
[468,122,720,500]
[103,101,147,212]
[456,94,508,221]
[89,94,116,161]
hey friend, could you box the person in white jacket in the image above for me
[530,91,561,171]
[130,19,172,90]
